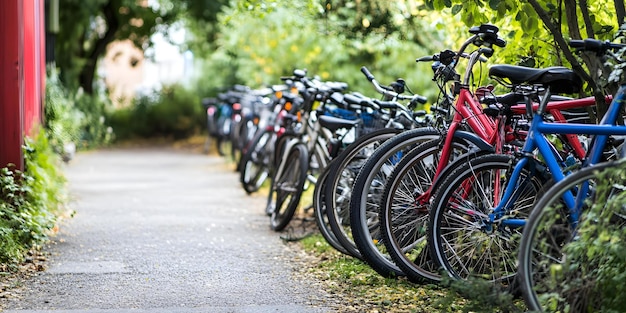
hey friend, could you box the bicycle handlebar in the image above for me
[416,52,488,63]
[360,66,428,104]
[569,39,626,53]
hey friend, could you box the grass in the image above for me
[297,234,456,313]
[296,233,527,313]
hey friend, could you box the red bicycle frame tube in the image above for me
[433,88,499,182]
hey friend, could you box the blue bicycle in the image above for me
[517,39,626,312]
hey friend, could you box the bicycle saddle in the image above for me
[489,65,582,94]
[318,115,360,133]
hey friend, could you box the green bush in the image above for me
[73,90,114,149]
[0,130,65,265]
[106,84,205,140]
[44,68,83,156]
[45,68,113,152]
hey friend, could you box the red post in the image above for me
[0,0,23,170]
[23,0,45,135]
[0,0,45,170]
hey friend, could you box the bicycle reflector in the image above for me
[275,90,283,99]
[285,101,292,111]
[312,100,321,110]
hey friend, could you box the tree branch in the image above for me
[527,0,592,83]
[616,0,626,26]
[579,0,595,38]
[564,0,581,40]
[527,0,607,119]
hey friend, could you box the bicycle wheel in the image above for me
[349,127,440,277]
[517,161,626,312]
[230,118,245,169]
[428,153,545,286]
[240,129,275,194]
[379,137,487,283]
[312,165,352,256]
[269,143,308,231]
[324,129,402,259]
[265,132,298,216]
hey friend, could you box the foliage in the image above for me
[181,0,231,54]
[607,23,626,85]
[436,277,525,313]
[426,0,619,65]
[106,84,205,140]
[72,87,115,149]
[204,0,448,104]
[0,131,65,266]
[45,67,113,153]
[555,162,626,312]
[44,67,84,157]
[55,0,195,94]
[427,0,623,118]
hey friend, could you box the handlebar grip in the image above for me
[359,99,380,110]
[373,99,399,110]
[579,39,605,51]
[416,55,435,62]
[412,95,428,104]
[361,66,375,81]
[431,106,449,116]
[569,38,626,52]
[568,40,586,48]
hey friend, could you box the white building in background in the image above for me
[101,25,192,108]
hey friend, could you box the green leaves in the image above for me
[451,5,462,15]
[488,0,501,10]
[0,131,65,265]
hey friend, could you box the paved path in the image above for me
[3,148,333,313]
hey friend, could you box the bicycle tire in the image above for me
[230,119,244,169]
[379,137,485,283]
[324,128,401,259]
[428,153,544,285]
[265,132,299,216]
[312,165,352,256]
[270,143,309,231]
[234,119,252,172]
[349,127,440,277]
[240,129,275,194]
[517,161,626,312]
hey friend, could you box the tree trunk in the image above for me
[78,0,120,94]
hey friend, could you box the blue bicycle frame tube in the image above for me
[494,85,626,228]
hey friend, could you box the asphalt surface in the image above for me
[3,147,334,313]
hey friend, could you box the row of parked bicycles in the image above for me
[204,24,626,312]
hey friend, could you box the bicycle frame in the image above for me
[274,109,333,186]
[414,52,603,206]
[488,85,626,228]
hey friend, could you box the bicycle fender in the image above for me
[451,130,494,152]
